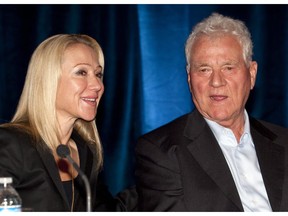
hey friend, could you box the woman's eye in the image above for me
[76,70,87,76]
[96,72,104,79]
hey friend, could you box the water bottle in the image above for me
[0,177,22,212]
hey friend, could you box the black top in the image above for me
[62,179,73,209]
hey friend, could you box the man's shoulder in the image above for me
[142,112,191,138]
[250,117,288,143]
[251,117,287,133]
[136,112,197,154]
[135,113,194,168]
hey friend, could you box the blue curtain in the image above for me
[0,4,288,196]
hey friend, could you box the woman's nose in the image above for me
[89,75,103,91]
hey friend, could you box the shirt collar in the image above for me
[204,110,252,146]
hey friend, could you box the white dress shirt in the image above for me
[205,110,272,212]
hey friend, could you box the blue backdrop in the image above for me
[0,4,288,196]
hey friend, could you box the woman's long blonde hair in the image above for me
[6,34,104,169]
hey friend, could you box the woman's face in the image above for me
[56,43,104,124]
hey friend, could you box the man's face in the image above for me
[187,34,257,128]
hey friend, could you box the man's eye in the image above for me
[223,66,234,72]
[199,68,211,73]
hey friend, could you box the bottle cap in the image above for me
[0,177,12,184]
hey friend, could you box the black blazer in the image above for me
[135,109,288,211]
[0,126,115,211]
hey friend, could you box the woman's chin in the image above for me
[79,113,97,122]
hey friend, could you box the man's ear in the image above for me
[250,61,258,90]
[187,66,192,93]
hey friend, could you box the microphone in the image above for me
[56,144,92,212]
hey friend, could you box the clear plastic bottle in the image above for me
[0,177,22,212]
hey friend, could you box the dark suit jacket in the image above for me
[0,126,115,212]
[135,109,288,211]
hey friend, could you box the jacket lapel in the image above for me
[36,143,70,209]
[184,110,243,211]
[71,130,98,210]
[250,118,285,211]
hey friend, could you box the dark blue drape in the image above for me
[0,4,287,196]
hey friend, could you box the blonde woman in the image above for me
[0,34,115,211]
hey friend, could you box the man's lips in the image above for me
[210,95,228,101]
